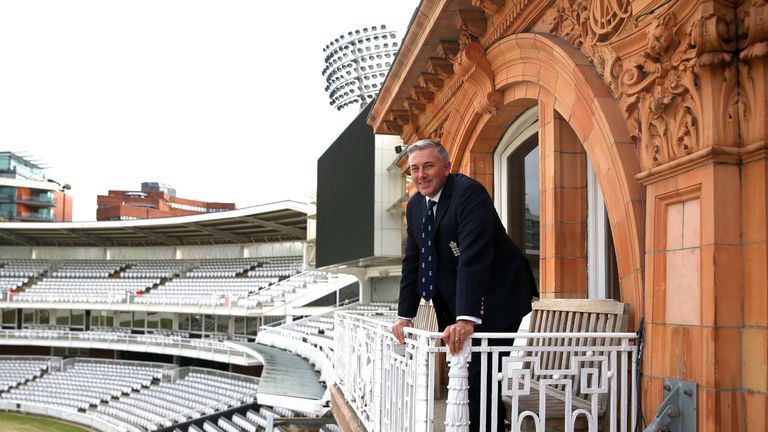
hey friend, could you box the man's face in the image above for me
[408,147,451,198]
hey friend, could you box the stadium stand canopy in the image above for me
[0,201,309,247]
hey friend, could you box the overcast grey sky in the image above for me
[0,0,418,221]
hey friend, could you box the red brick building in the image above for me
[97,182,235,221]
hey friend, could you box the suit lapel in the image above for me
[433,174,454,229]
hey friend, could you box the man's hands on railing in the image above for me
[391,318,413,345]
[391,318,475,353]
[443,319,474,354]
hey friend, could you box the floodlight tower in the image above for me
[322,25,399,111]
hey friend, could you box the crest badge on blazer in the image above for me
[449,241,460,257]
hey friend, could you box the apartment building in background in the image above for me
[0,152,72,222]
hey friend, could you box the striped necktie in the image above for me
[419,199,437,301]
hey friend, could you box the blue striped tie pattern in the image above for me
[419,199,437,301]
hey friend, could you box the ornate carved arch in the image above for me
[443,33,644,326]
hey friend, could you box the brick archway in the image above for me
[443,34,643,327]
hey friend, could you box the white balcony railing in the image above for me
[334,311,638,432]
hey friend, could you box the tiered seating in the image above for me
[13,326,68,339]
[89,409,144,432]
[49,261,123,278]
[135,277,273,307]
[0,276,27,291]
[91,326,132,334]
[184,371,258,400]
[273,303,394,343]
[186,258,262,278]
[246,256,302,278]
[230,412,258,431]
[246,409,269,429]
[216,416,242,432]
[134,256,302,307]
[0,259,51,277]
[0,357,52,391]
[97,404,162,431]
[1,360,166,411]
[282,316,335,341]
[236,270,329,308]
[122,260,186,278]
[13,277,159,303]
[202,420,224,432]
[96,369,257,431]
[3,256,308,308]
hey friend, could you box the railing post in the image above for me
[372,325,383,430]
[414,335,431,432]
[445,340,471,432]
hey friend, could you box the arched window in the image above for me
[494,107,539,287]
[494,107,618,299]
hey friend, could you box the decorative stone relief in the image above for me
[541,0,629,95]
[406,98,427,115]
[383,120,403,135]
[473,0,506,15]
[390,108,420,138]
[420,72,445,92]
[430,123,446,141]
[619,7,739,169]
[453,31,503,115]
[738,0,768,148]
[413,86,436,103]
[429,57,455,78]
[458,9,488,38]
[619,14,699,168]
[437,41,461,62]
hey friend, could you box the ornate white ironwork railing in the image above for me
[334,311,638,432]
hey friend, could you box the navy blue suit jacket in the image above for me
[399,173,538,332]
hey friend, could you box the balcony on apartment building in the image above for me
[15,211,55,222]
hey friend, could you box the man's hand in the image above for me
[391,318,414,345]
[442,319,475,354]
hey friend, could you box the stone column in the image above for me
[623,2,763,428]
[538,100,588,298]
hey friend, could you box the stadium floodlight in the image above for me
[322,24,400,111]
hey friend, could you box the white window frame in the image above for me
[493,106,538,230]
[586,158,609,299]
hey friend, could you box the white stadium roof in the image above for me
[0,200,309,247]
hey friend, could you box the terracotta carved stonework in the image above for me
[619,6,739,170]
[453,31,503,115]
[472,0,506,15]
[738,0,768,148]
[541,0,629,95]
[430,123,446,142]
[619,14,698,168]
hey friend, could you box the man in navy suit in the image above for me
[392,139,538,432]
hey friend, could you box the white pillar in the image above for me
[445,341,472,432]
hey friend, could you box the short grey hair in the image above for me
[406,139,450,164]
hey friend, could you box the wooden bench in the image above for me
[503,298,629,431]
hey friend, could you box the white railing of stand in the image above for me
[334,311,638,432]
[0,330,259,365]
